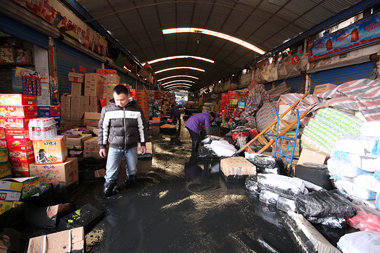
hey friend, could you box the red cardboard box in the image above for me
[96,69,106,75]
[6,138,33,152]
[8,150,34,165]
[0,117,33,129]
[12,170,30,178]
[0,94,36,106]
[0,128,5,140]
[50,105,61,116]
[105,69,117,75]
[0,105,37,118]
[5,129,30,139]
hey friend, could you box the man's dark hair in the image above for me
[210,112,215,119]
[113,85,129,95]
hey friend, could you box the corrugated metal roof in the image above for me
[75,0,365,91]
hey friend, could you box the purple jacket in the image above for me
[185,111,211,134]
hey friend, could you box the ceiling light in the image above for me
[164,83,192,88]
[157,75,199,82]
[162,80,195,86]
[142,55,214,65]
[163,28,265,55]
[155,67,205,74]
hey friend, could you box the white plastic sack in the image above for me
[335,180,376,200]
[361,121,380,137]
[352,174,380,192]
[327,158,371,178]
[333,134,380,156]
[209,140,236,157]
[337,231,380,253]
[257,174,305,196]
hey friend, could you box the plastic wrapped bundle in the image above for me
[259,190,279,205]
[332,150,380,172]
[337,231,380,253]
[198,146,212,161]
[361,121,380,137]
[307,216,346,229]
[208,140,236,157]
[295,190,356,219]
[335,180,376,200]
[245,175,258,193]
[252,154,276,170]
[327,158,371,178]
[277,196,297,212]
[346,205,380,233]
[257,174,306,197]
[352,174,380,192]
[333,134,380,156]
[282,211,341,253]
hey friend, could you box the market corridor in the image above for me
[56,123,344,253]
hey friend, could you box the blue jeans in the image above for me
[105,146,138,183]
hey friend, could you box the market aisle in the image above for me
[76,123,303,253]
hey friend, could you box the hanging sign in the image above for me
[309,13,380,61]
[79,66,86,73]
[16,0,108,56]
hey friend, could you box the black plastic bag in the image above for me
[295,189,357,219]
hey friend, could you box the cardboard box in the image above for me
[297,148,329,165]
[67,134,92,150]
[84,137,99,152]
[29,158,79,196]
[104,74,120,85]
[32,136,68,165]
[220,157,256,176]
[0,105,37,118]
[83,151,100,158]
[313,83,337,94]
[50,105,61,116]
[85,73,103,97]
[84,112,101,127]
[27,227,84,253]
[85,105,100,113]
[0,94,36,106]
[0,117,33,129]
[82,96,90,106]
[6,138,33,152]
[71,82,83,97]
[89,96,98,106]
[68,72,84,83]
[0,162,12,179]
[0,177,40,200]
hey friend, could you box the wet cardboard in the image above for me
[27,227,85,253]
[58,203,104,232]
[23,182,55,206]
[24,203,75,228]
[29,158,79,196]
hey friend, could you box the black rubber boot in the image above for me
[124,174,137,188]
[102,181,117,199]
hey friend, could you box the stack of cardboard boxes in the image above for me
[136,90,150,121]
[83,137,100,158]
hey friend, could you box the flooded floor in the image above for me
[18,123,348,252]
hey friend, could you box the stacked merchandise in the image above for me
[0,127,11,179]
[98,69,120,107]
[154,90,162,101]
[37,105,61,134]
[226,90,239,116]
[233,91,249,118]
[220,93,229,115]
[328,130,380,207]
[148,91,156,118]
[0,94,38,177]
[136,90,150,121]
[83,137,100,158]
[28,120,79,196]
[302,108,363,153]
[84,73,104,111]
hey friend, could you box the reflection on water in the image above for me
[184,151,208,181]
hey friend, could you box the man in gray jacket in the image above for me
[98,85,147,198]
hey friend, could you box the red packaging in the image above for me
[8,150,35,165]
[50,105,61,116]
[0,140,6,148]
[7,138,33,152]
[0,105,38,118]
[105,69,117,75]
[5,129,30,139]
[0,128,5,140]
[0,94,36,106]
[96,69,106,75]
[11,169,30,178]
[0,117,32,129]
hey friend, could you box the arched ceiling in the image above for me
[75,0,364,91]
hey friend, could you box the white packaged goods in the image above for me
[335,180,376,200]
[259,190,279,205]
[352,174,380,192]
[208,140,236,157]
[327,158,371,178]
[337,231,380,253]
[333,134,380,156]
[332,150,380,172]
[361,121,380,137]
[257,174,305,196]
[28,117,57,140]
